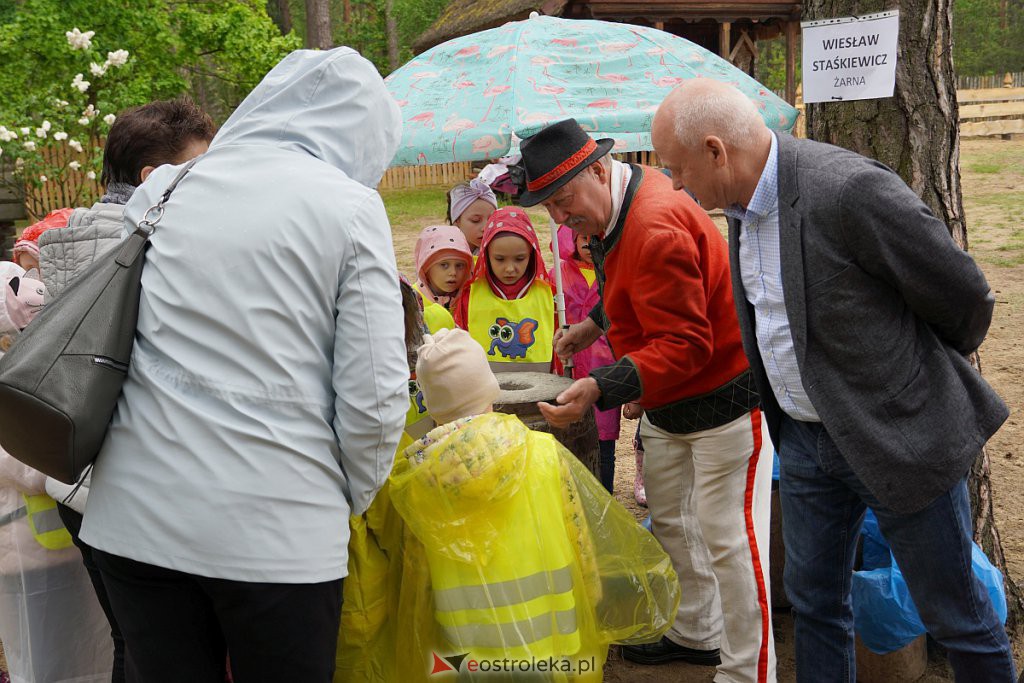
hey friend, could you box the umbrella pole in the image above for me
[550,218,574,379]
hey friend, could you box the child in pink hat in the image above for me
[413,225,473,333]
[11,208,73,272]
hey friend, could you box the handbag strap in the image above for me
[133,156,201,237]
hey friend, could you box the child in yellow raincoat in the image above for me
[334,328,679,682]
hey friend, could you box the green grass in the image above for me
[380,187,448,229]
[969,162,1003,174]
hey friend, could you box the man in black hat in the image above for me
[525,118,776,681]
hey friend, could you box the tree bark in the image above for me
[305,0,333,50]
[804,0,1024,631]
[267,0,292,35]
[385,0,400,72]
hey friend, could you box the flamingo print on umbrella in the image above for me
[442,114,476,156]
[453,73,475,90]
[384,12,798,167]
[530,55,566,82]
[404,71,439,98]
[526,78,567,114]
[646,72,687,88]
[595,63,630,83]
[481,80,512,122]
[587,98,620,127]
[598,40,640,67]
[454,45,481,60]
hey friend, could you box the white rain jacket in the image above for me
[80,47,408,582]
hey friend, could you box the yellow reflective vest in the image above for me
[466,279,553,373]
[414,284,457,334]
[22,494,73,550]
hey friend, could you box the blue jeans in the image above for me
[777,414,1015,682]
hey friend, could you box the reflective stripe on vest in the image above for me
[415,285,457,334]
[22,494,73,550]
[467,279,553,367]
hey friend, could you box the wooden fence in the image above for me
[958,80,1024,138]
[378,161,474,191]
[23,142,102,221]
[958,71,1024,91]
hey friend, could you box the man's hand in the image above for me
[553,318,603,364]
[622,402,644,420]
[538,377,601,428]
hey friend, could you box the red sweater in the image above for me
[594,167,750,409]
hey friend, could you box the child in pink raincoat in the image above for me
[549,225,629,494]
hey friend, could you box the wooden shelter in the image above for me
[414,0,802,104]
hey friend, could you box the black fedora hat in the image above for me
[518,119,613,207]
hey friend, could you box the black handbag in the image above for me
[0,159,196,483]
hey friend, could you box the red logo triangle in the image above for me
[430,652,456,675]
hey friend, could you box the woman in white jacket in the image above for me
[78,47,408,682]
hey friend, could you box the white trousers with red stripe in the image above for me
[640,408,776,683]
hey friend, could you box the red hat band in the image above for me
[526,138,597,193]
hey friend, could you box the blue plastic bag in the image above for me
[853,541,1007,654]
[860,509,891,571]
[852,560,926,653]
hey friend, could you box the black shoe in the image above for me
[620,636,721,666]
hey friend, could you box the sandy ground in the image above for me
[1,139,1021,681]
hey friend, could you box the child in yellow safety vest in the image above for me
[453,207,555,373]
[377,328,680,681]
[413,225,473,334]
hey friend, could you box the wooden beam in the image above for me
[957,87,1024,103]
[785,20,798,105]
[958,101,1024,119]
[719,21,731,59]
[959,118,1024,138]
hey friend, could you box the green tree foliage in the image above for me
[953,0,1024,76]
[332,0,449,75]
[0,0,299,217]
[0,0,300,124]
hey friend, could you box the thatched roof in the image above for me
[413,0,569,53]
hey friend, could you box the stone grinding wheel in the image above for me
[492,371,601,478]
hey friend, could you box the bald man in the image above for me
[653,80,1014,682]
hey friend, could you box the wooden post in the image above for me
[1005,72,1014,88]
[654,21,664,31]
[785,20,798,105]
[719,22,731,60]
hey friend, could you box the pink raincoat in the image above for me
[550,226,620,441]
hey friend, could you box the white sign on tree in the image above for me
[801,11,899,104]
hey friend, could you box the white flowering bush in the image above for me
[0,27,130,219]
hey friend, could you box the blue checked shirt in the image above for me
[724,133,820,422]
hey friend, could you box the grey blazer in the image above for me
[728,134,1007,514]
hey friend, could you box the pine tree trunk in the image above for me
[804,0,1024,631]
[305,0,333,50]
[385,0,400,72]
[267,0,292,35]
